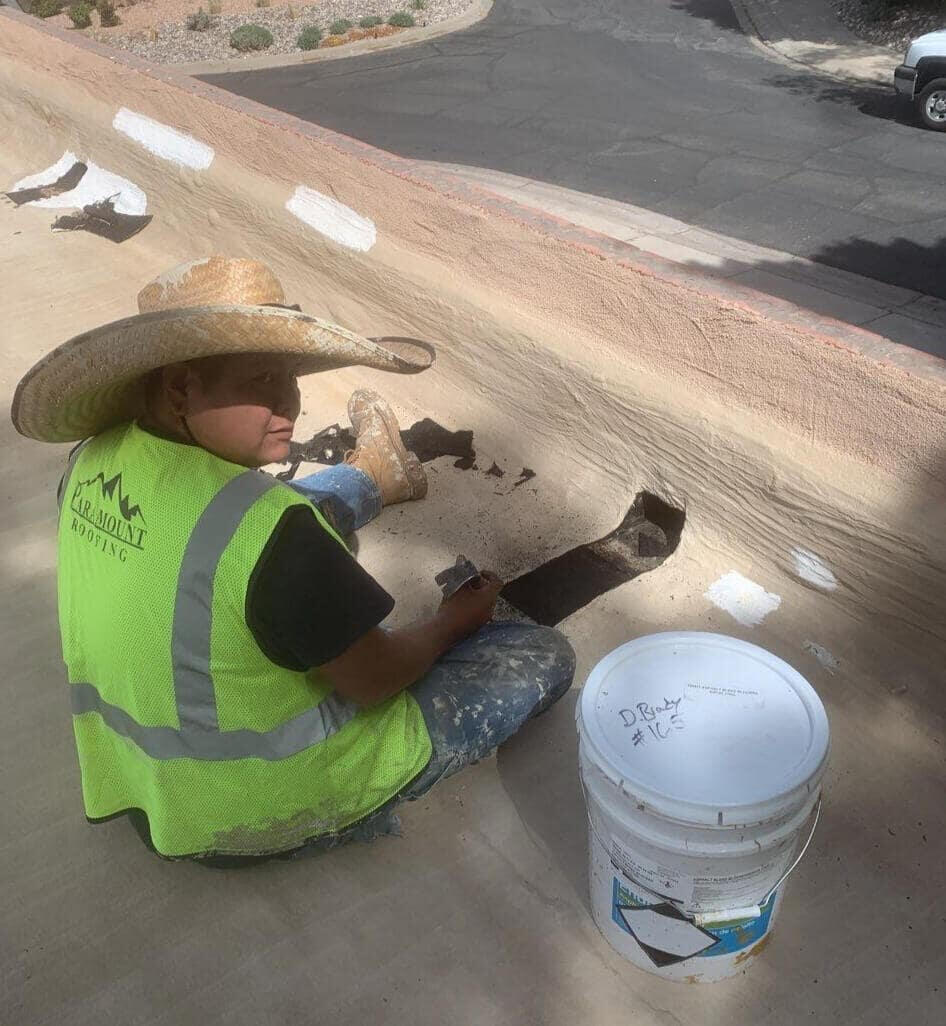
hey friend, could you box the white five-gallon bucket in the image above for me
[577,632,830,983]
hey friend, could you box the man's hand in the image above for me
[439,570,503,636]
[319,571,505,708]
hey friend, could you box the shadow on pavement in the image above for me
[496,691,590,908]
[670,0,743,33]
[673,232,946,357]
[763,71,913,126]
[812,234,946,306]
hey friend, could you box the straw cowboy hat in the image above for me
[12,255,434,443]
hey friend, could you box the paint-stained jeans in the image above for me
[177,464,574,865]
[405,621,576,795]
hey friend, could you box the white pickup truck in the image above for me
[894,29,946,131]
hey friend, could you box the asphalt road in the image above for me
[204,0,946,299]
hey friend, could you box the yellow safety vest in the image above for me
[57,422,431,857]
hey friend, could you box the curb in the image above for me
[729,0,897,88]
[419,160,946,368]
[171,0,492,77]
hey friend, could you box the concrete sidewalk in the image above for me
[732,0,902,85]
[417,161,946,362]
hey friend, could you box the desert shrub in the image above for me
[68,1,92,26]
[358,15,382,27]
[411,0,426,9]
[31,0,64,18]
[296,24,322,49]
[186,7,212,30]
[329,18,352,34]
[98,0,121,26]
[230,23,274,50]
[387,11,414,28]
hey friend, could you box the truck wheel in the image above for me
[918,78,946,131]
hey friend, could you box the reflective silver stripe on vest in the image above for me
[72,469,360,760]
[172,471,277,733]
[71,682,358,761]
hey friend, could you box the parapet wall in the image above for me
[3,8,944,654]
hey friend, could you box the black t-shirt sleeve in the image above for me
[246,504,395,672]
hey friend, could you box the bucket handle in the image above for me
[580,764,822,925]
[761,795,821,904]
[693,798,822,926]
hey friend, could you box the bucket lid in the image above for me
[578,632,830,827]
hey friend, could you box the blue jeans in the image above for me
[289,462,383,537]
[191,466,575,865]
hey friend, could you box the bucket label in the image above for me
[610,836,789,908]
[610,838,696,904]
[611,878,776,967]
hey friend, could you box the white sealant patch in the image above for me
[790,547,838,591]
[113,108,215,170]
[11,151,82,191]
[704,571,781,627]
[286,185,377,252]
[803,641,839,675]
[25,161,147,215]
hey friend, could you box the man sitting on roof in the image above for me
[12,255,575,866]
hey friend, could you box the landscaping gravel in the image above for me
[832,0,944,52]
[83,0,477,65]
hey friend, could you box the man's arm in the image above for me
[245,505,503,699]
[319,573,503,707]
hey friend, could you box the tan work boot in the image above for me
[346,389,427,505]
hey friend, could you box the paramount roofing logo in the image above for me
[70,471,147,552]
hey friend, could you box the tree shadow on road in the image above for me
[763,71,914,126]
[670,0,743,33]
[810,234,946,305]
[670,232,946,357]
